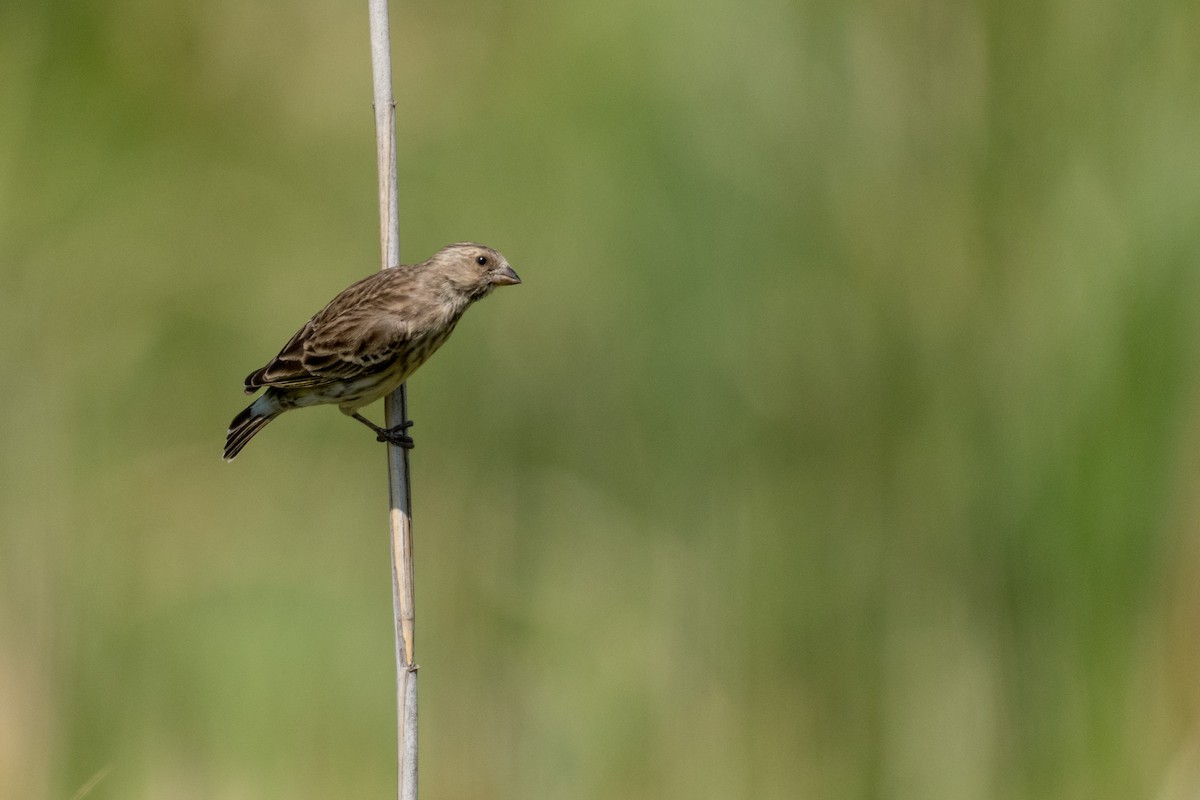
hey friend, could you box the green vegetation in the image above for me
[2,1,1199,798]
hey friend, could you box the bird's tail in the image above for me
[224,393,283,461]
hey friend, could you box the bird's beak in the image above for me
[492,264,522,286]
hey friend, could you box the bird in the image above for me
[224,242,521,461]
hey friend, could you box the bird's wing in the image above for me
[244,271,415,392]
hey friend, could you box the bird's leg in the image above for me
[350,412,415,449]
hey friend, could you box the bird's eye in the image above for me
[476,255,488,266]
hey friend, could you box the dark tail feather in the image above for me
[223,399,281,461]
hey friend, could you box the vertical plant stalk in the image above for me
[367,2,418,799]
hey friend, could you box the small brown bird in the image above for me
[224,242,520,461]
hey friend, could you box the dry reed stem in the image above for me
[367,2,418,798]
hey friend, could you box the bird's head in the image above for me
[432,242,521,303]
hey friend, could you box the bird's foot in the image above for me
[350,412,415,449]
[375,421,415,449]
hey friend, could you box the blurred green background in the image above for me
[3,0,1200,798]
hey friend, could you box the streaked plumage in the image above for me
[224,242,520,461]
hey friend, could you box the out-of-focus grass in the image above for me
[2,1,1200,798]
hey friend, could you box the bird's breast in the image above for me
[335,319,461,411]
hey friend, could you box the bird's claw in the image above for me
[376,421,415,449]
